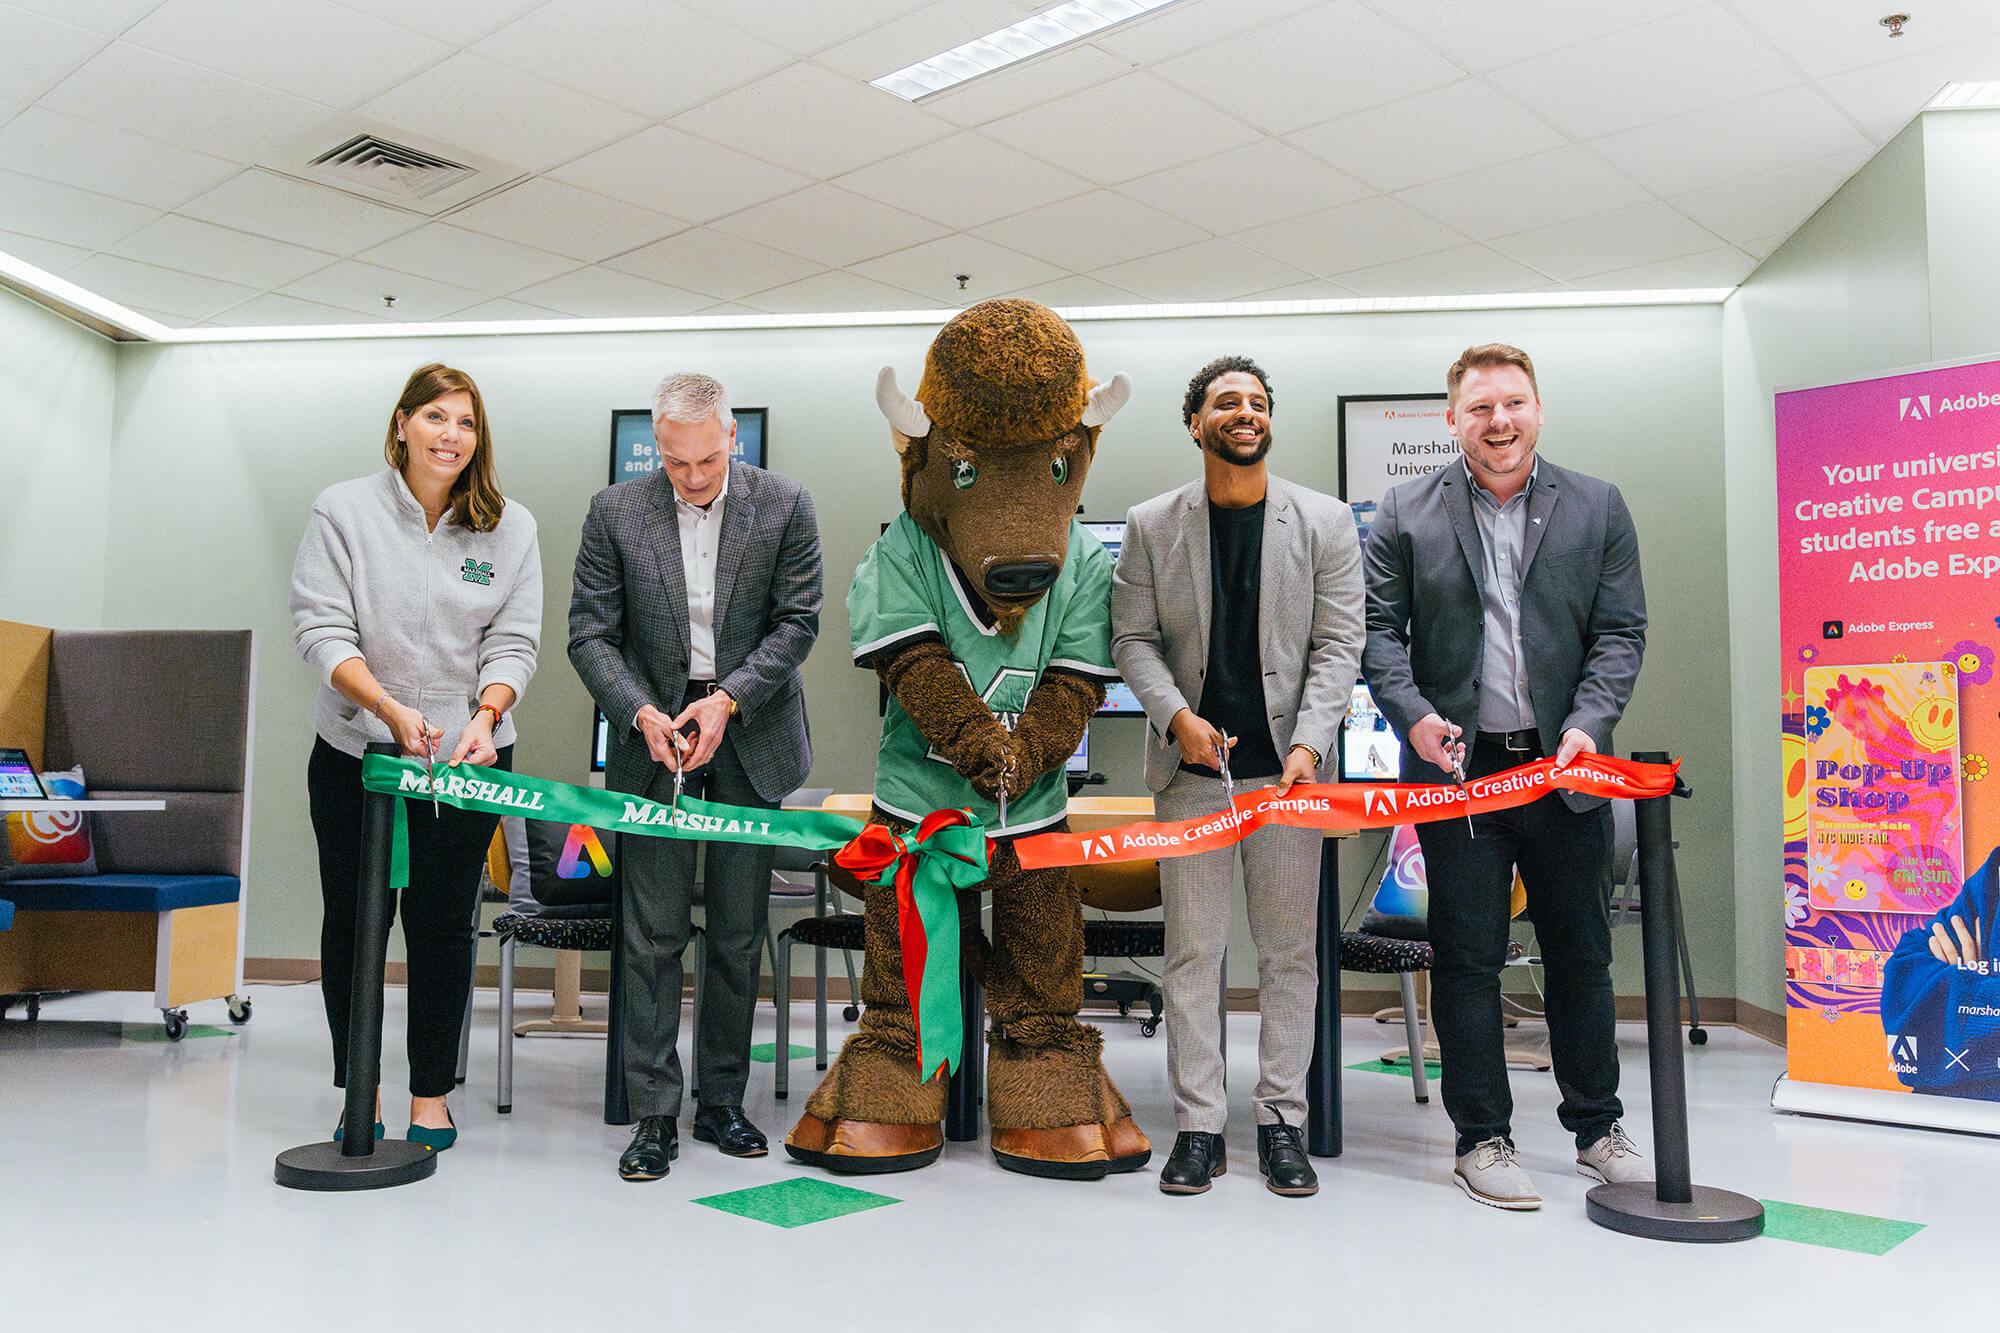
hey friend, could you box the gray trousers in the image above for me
[1156,769,1324,1133]
[618,734,775,1119]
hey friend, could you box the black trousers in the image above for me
[307,737,510,1098]
[618,690,776,1118]
[1413,735,1621,1155]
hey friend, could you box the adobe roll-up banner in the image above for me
[1775,359,2000,1129]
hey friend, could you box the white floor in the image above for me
[0,982,1992,1331]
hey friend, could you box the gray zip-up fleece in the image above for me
[291,467,542,758]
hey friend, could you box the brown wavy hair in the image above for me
[382,363,504,532]
[1446,343,1538,406]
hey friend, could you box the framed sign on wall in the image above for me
[608,407,768,485]
[1336,393,1451,544]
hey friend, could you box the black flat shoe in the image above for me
[618,1115,679,1181]
[1158,1131,1226,1195]
[692,1103,769,1157]
[1257,1108,1318,1197]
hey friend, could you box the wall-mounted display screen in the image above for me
[608,406,767,485]
[1340,682,1402,781]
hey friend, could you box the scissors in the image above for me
[1444,719,1473,839]
[420,713,439,818]
[1216,730,1236,808]
[669,728,693,812]
[996,753,1015,831]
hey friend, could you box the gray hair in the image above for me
[652,371,732,430]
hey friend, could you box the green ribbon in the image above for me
[360,755,990,1072]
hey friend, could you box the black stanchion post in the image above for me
[946,967,984,1141]
[275,743,439,1191]
[1584,751,1760,1241]
[1306,842,1343,1157]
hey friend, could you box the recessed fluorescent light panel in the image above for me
[1928,81,2000,109]
[872,0,1190,101]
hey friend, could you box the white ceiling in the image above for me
[1,0,1996,331]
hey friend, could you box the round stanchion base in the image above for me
[1586,1182,1764,1242]
[274,1139,439,1192]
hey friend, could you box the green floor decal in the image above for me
[122,1023,232,1043]
[693,1177,900,1229]
[1758,1200,1924,1255]
[1347,1057,1440,1077]
[748,1042,815,1063]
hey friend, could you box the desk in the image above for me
[1,799,168,813]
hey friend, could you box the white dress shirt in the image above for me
[676,468,727,681]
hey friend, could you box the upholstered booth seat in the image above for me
[3,875,240,914]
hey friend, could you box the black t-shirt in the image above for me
[1182,499,1282,780]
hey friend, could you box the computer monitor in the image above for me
[591,709,609,772]
[1065,727,1090,774]
[1339,682,1402,781]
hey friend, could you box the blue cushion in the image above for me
[0,898,12,931]
[2,874,240,913]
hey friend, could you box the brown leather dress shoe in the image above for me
[784,1113,944,1174]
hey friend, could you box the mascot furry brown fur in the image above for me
[784,299,1150,1178]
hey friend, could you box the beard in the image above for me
[1198,419,1272,467]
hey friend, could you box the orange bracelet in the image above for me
[474,703,502,727]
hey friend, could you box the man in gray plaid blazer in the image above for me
[569,372,821,1181]
[1111,355,1364,1198]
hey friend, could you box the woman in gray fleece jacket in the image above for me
[290,362,541,1152]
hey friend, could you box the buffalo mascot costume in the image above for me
[785,299,1150,1179]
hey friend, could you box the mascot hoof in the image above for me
[784,1113,943,1175]
[990,1116,1152,1180]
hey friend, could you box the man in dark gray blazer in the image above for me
[569,371,821,1181]
[1362,343,1647,1212]
[1112,356,1364,1198]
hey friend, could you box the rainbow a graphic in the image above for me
[557,823,613,879]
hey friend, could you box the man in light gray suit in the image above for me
[1362,343,1648,1212]
[569,371,821,1181]
[1111,356,1364,1198]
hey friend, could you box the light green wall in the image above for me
[1921,111,2000,359]
[98,305,1734,992]
[1720,119,1935,1017]
[0,285,115,628]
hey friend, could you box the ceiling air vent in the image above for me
[260,120,526,217]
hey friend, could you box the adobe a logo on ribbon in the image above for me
[557,824,614,879]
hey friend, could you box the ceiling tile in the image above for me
[111,213,335,287]
[177,169,425,254]
[549,126,811,224]
[507,264,714,317]
[0,228,93,274]
[474,0,794,119]
[711,185,946,267]
[7,0,172,36]
[1332,242,1552,296]
[1358,0,1701,73]
[852,233,1063,304]
[356,223,578,292]
[0,168,160,249]
[40,42,333,164]
[0,108,237,209]
[0,98,20,130]
[983,73,1261,185]
[1488,202,1721,281]
[1234,196,1468,276]
[815,0,1037,79]
[974,193,1206,273]
[1095,238,1314,302]
[1732,0,2000,79]
[438,296,565,321]
[1573,245,1759,288]
[834,131,1092,230]
[999,273,1146,307]
[122,0,449,107]
[1285,80,1566,192]
[1818,35,2000,141]
[678,0,933,56]
[1395,145,1653,241]
[1155,2,1464,134]
[1492,6,1799,140]
[331,0,548,44]
[1670,151,1869,246]
[279,258,484,320]
[446,177,687,263]
[1741,232,1787,260]
[1593,86,1874,196]
[737,269,934,313]
[604,227,823,300]
[1091,0,1324,64]
[199,291,387,326]
[1240,277,1361,300]
[67,252,255,319]
[924,45,1133,129]
[1117,142,1370,236]
[358,53,648,173]
[0,7,109,101]
[668,62,953,178]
